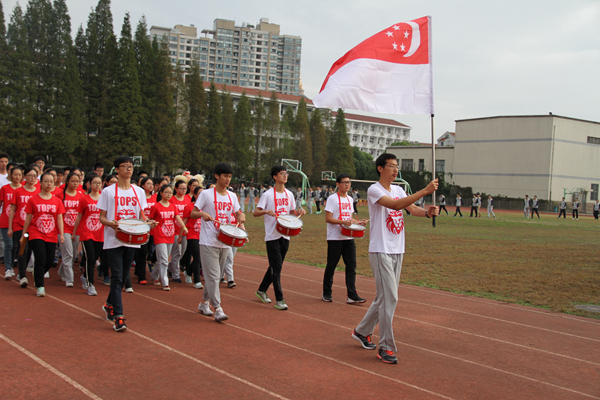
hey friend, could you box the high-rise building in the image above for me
[149,18,303,96]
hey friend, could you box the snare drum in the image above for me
[217,224,248,247]
[340,223,366,239]
[276,215,303,237]
[116,219,151,245]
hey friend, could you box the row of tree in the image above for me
[0,0,371,185]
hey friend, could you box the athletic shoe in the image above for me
[347,295,366,304]
[114,317,127,332]
[36,287,45,297]
[322,293,332,302]
[214,307,229,322]
[65,282,74,287]
[172,278,182,283]
[162,286,170,291]
[220,278,226,284]
[102,304,115,321]
[139,280,147,285]
[274,300,288,310]
[125,287,134,293]
[26,265,34,273]
[147,262,154,273]
[193,282,204,289]
[255,290,271,304]
[4,269,13,280]
[80,275,88,290]
[87,285,97,296]
[44,272,50,279]
[227,281,236,288]
[184,271,192,284]
[198,301,214,316]
[377,348,398,364]
[103,276,110,286]
[153,280,161,286]
[19,277,28,288]
[352,329,376,350]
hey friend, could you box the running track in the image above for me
[1,253,599,399]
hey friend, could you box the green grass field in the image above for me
[238,206,600,319]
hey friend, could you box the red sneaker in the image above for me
[139,280,147,285]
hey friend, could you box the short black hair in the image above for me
[113,155,133,169]
[0,153,9,160]
[33,156,45,162]
[93,162,104,170]
[374,153,397,176]
[55,168,65,175]
[138,170,148,176]
[271,165,287,179]
[336,173,350,183]
[214,163,233,176]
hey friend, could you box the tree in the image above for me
[278,106,296,161]
[134,15,156,145]
[327,109,355,176]
[220,87,235,162]
[352,147,378,180]
[294,98,313,178]
[262,91,280,179]
[182,61,208,174]
[252,95,266,181]
[310,109,327,184]
[233,93,253,180]
[204,82,227,172]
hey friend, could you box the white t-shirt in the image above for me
[97,183,147,250]
[367,182,406,254]
[195,187,240,248]
[325,193,354,241]
[256,187,296,241]
[0,174,9,188]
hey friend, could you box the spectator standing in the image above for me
[307,187,314,214]
[593,199,599,220]
[523,195,530,218]
[454,194,463,217]
[438,194,448,215]
[470,195,478,217]
[531,195,540,219]
[558,197,567,219]
[572,198,579,220]
[315,187,322,214]
[238,183,246,213]
[487,195,495,218]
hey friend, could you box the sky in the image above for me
[2,0,599,143]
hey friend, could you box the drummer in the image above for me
[191,163,245,322]
[322,174,367,304]
[253,165,306,311]
[98,156,157,332]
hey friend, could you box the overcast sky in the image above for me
[3,0,599,143]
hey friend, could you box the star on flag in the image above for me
[386,25,411,52]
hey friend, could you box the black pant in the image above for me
[594,210,599,219]
[454,206,462,216]
[12,230,33,279]
[573,209,579,219]
[185,239,202,283]
[29,239,56,288]
[558,209,566,218]
[258,237,289,302]
[531,208,540,218]
[470,206,478,217]
[439,205,448,215]
[323,240,358,298]
[104,246,136,317]
[82,240,103,286]
[134,240,151,282]
[353,202,358,214]
[315,200,321,212]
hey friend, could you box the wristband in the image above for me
[425,212,430,218]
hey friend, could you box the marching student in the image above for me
[8,166,41,287]
[150,184,187,290]
[20,172,66,297]
[253,165,305,310]
[191,163,245,322]
[56,172,83,287]
[351,154,438,364]
[134,177,156,285]
[322,174,367,304]
[72,174,103,296]
[1,166,22,280]
[168,180,191,283]
[98,156,156,332]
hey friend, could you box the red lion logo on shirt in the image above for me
[161,220,175,237]
[385,209,404,235]
[64,209,78,227]
[117,209,137,220]
[36,214,56,234]
[86,214,102,232]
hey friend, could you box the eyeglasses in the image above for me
[119,164,134,170]
[339,181,351,184]
[385,164,400,171]
[278,172,289,176]
[41,180,54,184]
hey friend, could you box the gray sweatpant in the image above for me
[200,245,229,309]
[58,233,79,284]
[224,247,237,282]
[152,243,173,287]
[168,235,187,279]
[356,253,403,352]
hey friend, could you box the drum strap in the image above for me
[213,188,233,227]
[337,194,351,221]
[114,185,145,222]
[273,188,291,216]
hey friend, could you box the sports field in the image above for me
[240,206,600,319]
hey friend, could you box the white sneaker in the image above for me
[87,285,97,296]
[37,287,46,297]
[193,282,204,289]
[274,300,288,310]
[19,277,28,288]
[184,271,192,284]
[162,286,170,291]
[125,287,134,293]
[214,307,229,322]
[65,282,74,287]
[198,301,214,316]
[80,275,88,290]
[44,272,50,279]
[4,270,12,280]
[26,266,34,273]
[255,290,272,304]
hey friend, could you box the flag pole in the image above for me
[431,113,436,228]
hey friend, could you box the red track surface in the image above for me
[1,253,599,399]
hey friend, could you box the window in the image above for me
[401,159,413,171]
[592,184,599,201]
[587,136,600,145]
[418,159,425,172]
[435,160,445,173]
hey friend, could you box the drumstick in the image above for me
[276,215,292,222]
[293,214,302,221]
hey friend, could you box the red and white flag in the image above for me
[313,16,432,115]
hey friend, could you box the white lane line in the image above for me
[235,262,600,342]
[5,279,289,400]
[237,254,600,326]
[0,333,103,400]
[133,292,455,400]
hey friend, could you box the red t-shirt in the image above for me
[183,202,201,240]
[77,194,103,242]
[25,195,65,242]
[143,193,157,219]
[10,186,41,231]
[51,187,63,197]
[149,202,178,244]
[170,196,191,236]
[0,184,19,229]
[55,190,82,235]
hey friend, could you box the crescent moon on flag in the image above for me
[403,21,420,57]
